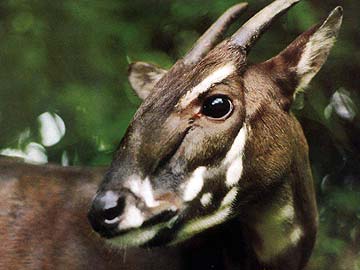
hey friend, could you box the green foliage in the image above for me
[0,0,359,268]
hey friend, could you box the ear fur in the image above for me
[262,7,343,100]
[296,7,343,91]
[128,62,167,100]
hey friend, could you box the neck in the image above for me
[246,181,301,260]
[241,153,317,269]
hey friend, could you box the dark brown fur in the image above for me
[0,2,342,269]
[0,157,184,270]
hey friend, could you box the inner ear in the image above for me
[260,7,342,104]
[128,62,167,100]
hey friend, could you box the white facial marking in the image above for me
[118,204,145,230]
[223,125,247,187]
[172,185,237,244]
[110,223,164,248]
[178,63,236,108]
[221,187,238,207]
[253,201,302,262]
[110,215,179,248]
[289,226,303,244]
[125,176,160,208]
[279,204,295,221]
[296,15,341,92]
[173,204,232,244]
[183,166,206,201]
[200,192,213,207]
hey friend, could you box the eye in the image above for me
[201,95,233,119]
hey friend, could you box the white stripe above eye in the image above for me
[178,63,236,108]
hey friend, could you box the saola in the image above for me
[0,0,342,269]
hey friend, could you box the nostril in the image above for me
[103,196,126,221]
[88,192,127,238]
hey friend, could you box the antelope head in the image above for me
[88,0,342,251]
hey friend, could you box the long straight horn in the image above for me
[183,3,248,66]
[230,0,301,52]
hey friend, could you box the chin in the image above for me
[107,218,180,248]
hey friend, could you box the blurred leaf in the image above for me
[330,88,357,122]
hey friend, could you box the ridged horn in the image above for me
[183,3,248,66]
[230,0,301,52]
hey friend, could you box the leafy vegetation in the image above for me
[0,0,359,268]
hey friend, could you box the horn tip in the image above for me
[228,2,249,13]
[235,2,249,8]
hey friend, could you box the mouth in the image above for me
[107,213,179,248]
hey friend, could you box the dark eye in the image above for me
[202,95,233,119]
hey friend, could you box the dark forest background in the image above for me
[0,0,359,269]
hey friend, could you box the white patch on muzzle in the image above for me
[125,176,160,208]
[222,124,247,188]
[118,204,144,230]
[116,176,159,231]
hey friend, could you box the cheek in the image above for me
[179,123,247,205]
[179,164,240,218]
[180,112,245,169]
[171,185,239,244]
[181,129,233,169]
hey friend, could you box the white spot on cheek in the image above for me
[178,63,236,108]
[225,160,243,188]
[172,182,239,245]
[125,176,159,207]
[118,205,144,230]
[183,166,206,201]
[200,193,213,207]
[223,125,247,187]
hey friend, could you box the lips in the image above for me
[107,213,180,248]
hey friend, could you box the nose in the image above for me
[88,191,125,238]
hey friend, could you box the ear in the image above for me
[262,7,343,100]
[128,62,167,100]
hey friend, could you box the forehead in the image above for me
[133,42,246,124]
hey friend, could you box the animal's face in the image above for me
[91,45,249,246]
[88,0,342,248]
